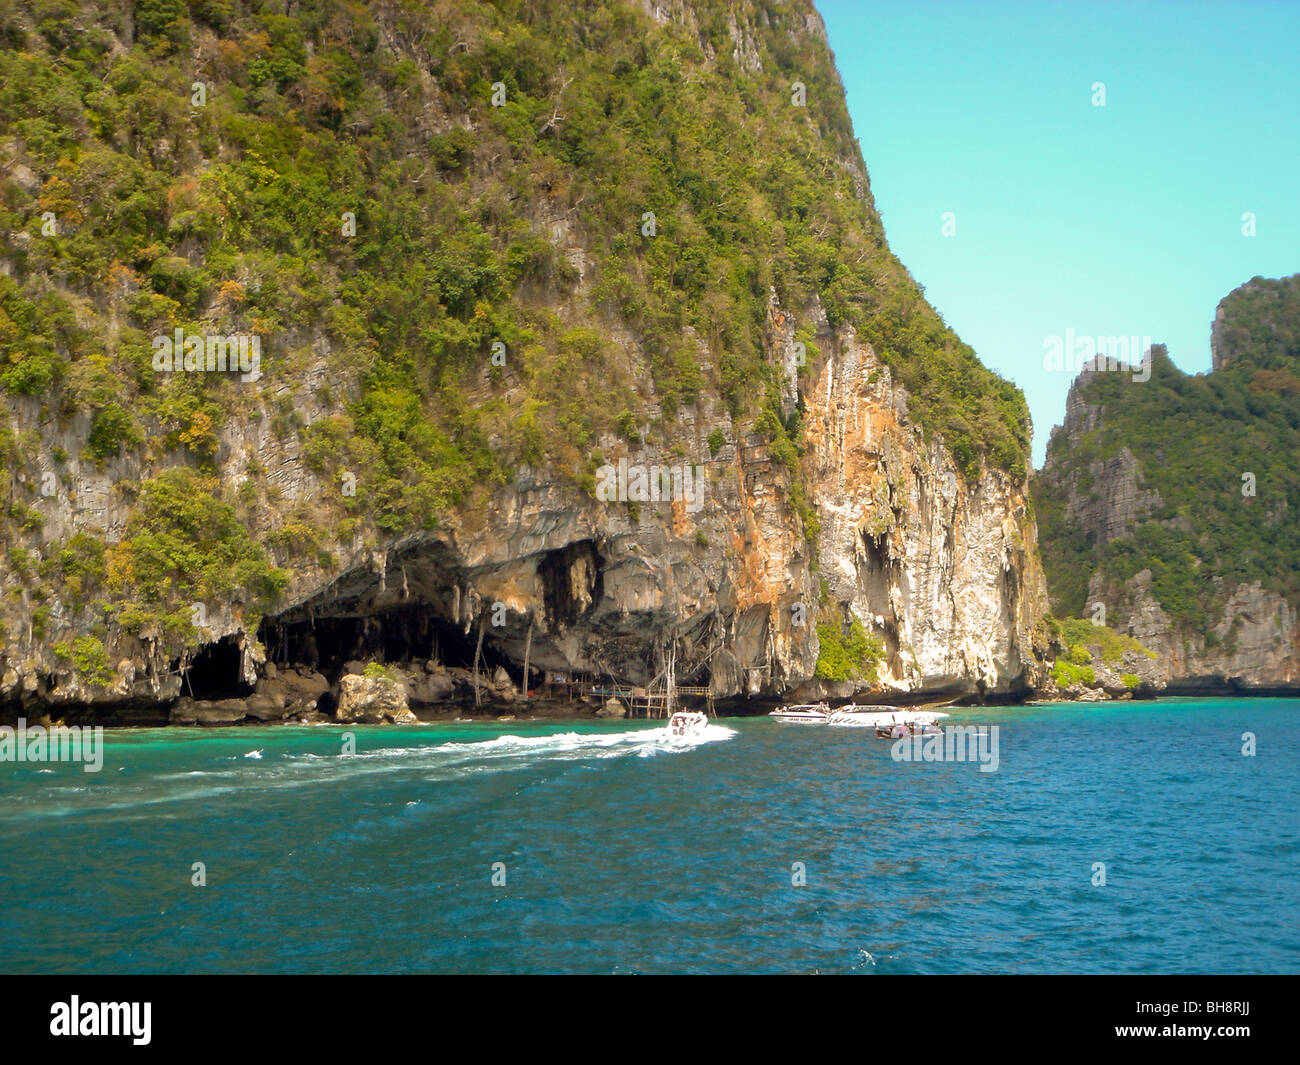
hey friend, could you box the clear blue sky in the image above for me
[817,0,1300,466]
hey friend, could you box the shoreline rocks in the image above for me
[3,648,1287,729]
[336,672,416,725]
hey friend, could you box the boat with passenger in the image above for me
[870,708,945,738]
[666,711,709,741]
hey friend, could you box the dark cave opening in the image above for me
[258,603,520,682]
[858,529,902,671]
[862,529,890,575]
[176,635,251,701]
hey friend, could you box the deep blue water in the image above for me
[1,698,1296,974]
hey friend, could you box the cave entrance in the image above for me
[858,528,903,677]
[177,636,251,700]
[258,604,520,682]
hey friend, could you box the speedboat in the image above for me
[768,703,830,724]
[826,703,898,726]
[820,702,951,736]
[666,711,709,741]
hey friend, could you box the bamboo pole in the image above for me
[521,619,532,700]
[664,638,676,718]
[472,614,485,708]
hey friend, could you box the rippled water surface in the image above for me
[1,699,1296,973]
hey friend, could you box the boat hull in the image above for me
[768,703,831,724]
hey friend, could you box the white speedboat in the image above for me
[666,711,709,741]
[824,704,950,733]
[826,703,898,726]
[768,703,830,724]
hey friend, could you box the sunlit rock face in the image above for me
[796,313,1048,701]
[1086,568,1298,693]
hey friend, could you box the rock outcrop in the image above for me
[799,316,1047,698]
[336,673,416,725]
[1095,570,1297,692]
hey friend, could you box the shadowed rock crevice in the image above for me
[539,540,603,630]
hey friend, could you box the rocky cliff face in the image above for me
[796,311,1046,699]
[1090,567,1297,691]
[1049,379,1164,550]
[0,289,1048,718]
[0,0,1049,720]
[1036,280,1300,695]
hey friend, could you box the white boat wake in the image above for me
[12,722,736,819]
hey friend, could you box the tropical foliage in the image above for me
[0,0,1032,663]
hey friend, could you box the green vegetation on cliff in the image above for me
[0,0,1031,668]
[1057,617,1156,665]
[814,616,884,683]
[1036,276,1300,631]
[1048,616,1154,689]
[105,467,287,637]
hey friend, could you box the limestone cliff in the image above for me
[0,284,1047,717]
[1035,277,1300,694]
[0,0,1048,719]
[796,311,1046,699]
[1089,568,1296,692]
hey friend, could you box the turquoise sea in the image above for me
[1,698,1296,974]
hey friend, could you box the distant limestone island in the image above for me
[1035,274,1300,700]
